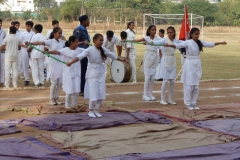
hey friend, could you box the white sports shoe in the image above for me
[142,95,151,101]
[94,110,102,117]
[160,100,168,105]
[55,99,64,105]
[50,100,57,105]
[192,105,200,110]
[149,95,156,101]
[65,106,71,109]
[186,105,194,110]
[132,80,137,83]
[88,111,96,118]
[168,100,177,105]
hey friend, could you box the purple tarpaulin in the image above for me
[0,120,21,136]
[15,111,171,132]
[0,137,86,160]
[192,118,240,137]
[106,142,240,160]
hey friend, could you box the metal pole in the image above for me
[81,0,84,16]
[143,14,145,37]
[154,17,156,25]
[190,13,193,28]
[202,17,204,40]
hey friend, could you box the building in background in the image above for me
[0,0,65,13]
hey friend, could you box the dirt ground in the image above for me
[0,80,239,140]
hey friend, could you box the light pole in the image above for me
[81,0,84,15]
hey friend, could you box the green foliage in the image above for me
[61,0,82,22]
[0,11,13,21]
[22,10,33,20]
[33,0,58,12]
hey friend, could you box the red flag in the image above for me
[179,4,190,40]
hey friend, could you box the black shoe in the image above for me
[79,92,84,96]
[38,83,43,87]
[25,80,30,85]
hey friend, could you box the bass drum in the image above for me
[110,59,131,83]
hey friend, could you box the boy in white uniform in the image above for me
[0,26,21,88]
[102,30,120,78]
[14,21,23,79]
[125,22,137,83]
[19,21,35,85]
[46,20,64,39]
[0,19,6,85]
[28,24,46,87]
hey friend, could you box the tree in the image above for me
[22,10,32,20]
[33,0,58,12]
[61,0,82,22]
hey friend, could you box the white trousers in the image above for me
[5,61,18,88]
[18,51,23,75]
[161,79,174,101]
[21,52,30,81]
[143,74,155,96]
[0,53,5,83]
[104,57,112,77]
[184,84,199,106]
[89,99,102,110]
[50,78,62,100]
[129,55,137,81]
[65,93,78,107]
[31,58,44,85]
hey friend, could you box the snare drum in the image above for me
[110,59,131,83]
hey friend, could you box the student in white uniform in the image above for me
[28,27,65,105]
[66,34,126,118]
[28,24,46,87]
[102,30,120,78]
[44,36,85,108]
[166,27,227,110]
[14,21,23,79]
[125,22,137,83]
[128,25,162,101]
[0,19,6,85]
[155,29,165,81]
[153,26,182,105]
[46,20,65,40]
[19,21,34,85]
[0,26,21,88]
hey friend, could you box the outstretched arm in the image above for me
[214,41,227,46]
[26,41,45,46]
[66,57,80,67]
[44,50,60,55]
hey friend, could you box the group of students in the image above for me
[0,16,227,118]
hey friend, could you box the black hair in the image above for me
[13,21,20,25]
[34,24,43,33]
[190,27,203,52]
[146,25,156,36]
[25,21,34,27]
[106,30,114,38]
[159,29,165,34]
[167,26,176,39]
[0,19,2,23]
[93,33,107,61]
[9,26,17,34]
[52,20,59,26]
[120,31,127,39]
[65,36,78,47]
[127,21,135,34]
[49,27,62,39]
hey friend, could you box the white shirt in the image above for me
[19,30,35,53]
[0,28,6,52]
[102,35,119,53]
[46,29,64,39]
[125,28,135,49]
[15,30,22,37]
[30,33,46,59]
[77,46,117,79]
[2,34,21,61]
